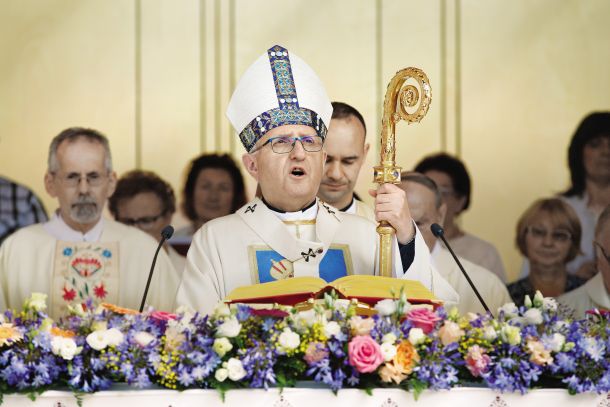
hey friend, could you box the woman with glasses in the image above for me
[507,198,586,306]
[109,170,185,274]
[558,204,610,318]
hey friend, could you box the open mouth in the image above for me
[290,167,306,177]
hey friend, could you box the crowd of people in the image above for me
[0,45,608,319]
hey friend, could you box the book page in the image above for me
[331,275,436,302]
[224,276,326,302]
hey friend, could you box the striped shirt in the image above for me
[0,176,48,245]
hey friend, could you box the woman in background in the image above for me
[560,112,610,279]
[508,198,586,307]
[173,153,247,248]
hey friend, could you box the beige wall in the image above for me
[1,0,609,281]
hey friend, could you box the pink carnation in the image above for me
[405,308,441,334]
[304,342,329,365]
[465,345,491,377]
[348,335,384,373]
[150,310,178,322]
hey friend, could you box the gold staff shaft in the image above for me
[374,67,432,277]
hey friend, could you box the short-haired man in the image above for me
[176,45,457,315]
[317,102,374,221]
[559,204,610,317]
[1,176,48,245]
[399,172,510,315]
[0,128,178,317]
[109,170,186,273]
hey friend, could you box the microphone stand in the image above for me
[431,223,493,317]
[139,225,174,312]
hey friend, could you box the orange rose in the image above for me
[393,340,420,374]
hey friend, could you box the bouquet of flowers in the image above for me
[0,291,608,400]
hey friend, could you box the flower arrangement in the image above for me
[0,291,608,401]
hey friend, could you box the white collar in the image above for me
[266,199,319,222]
[339,197,357,214]
[43,212,105,242]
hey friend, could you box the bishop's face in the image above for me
[243,125,326,212]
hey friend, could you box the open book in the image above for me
[224,275,439,307]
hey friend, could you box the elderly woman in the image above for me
[508,198,586,306]
[109,170,185,273]
[173,153,247,245]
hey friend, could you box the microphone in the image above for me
[430,223,493,317]
[139,225,174,312]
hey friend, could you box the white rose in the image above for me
[53,337,81,360]
[374,299,397,316]
[482,326,497,341]
[278,328,300,352]
[523,308,543,325]
[408,328,425,345]
[323,321,341,339]
[86,330,109,351]
[498,302,519,318]
[215,367,229,382]
[134,331,155,347]
[382,333,397,344]
[380,342,397,362]
[226,358,247,381]
[544,333,565,353]
[213,337,233,357]
[216,317,241,338]
[106,328,124,346]
[25,293,47,312]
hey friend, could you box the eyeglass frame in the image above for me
[594,241,610,264]
[117,212,167,229]
[526,225,573,243]
[249,135,324,154]
[51,171,110,188]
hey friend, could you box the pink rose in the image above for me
[465,345,491,377]
[348,335,384,373]
[304,342,329,365]
[405,308,441,335]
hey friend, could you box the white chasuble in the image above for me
[0,220,179,318]
[175,198,454,315]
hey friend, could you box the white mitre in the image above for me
[226,44,333,152]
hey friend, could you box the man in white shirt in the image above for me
[175,45,457,315]
[559,204,610,317]
[0,128,178,318]
[399,172,511,315]
[317,102,374,221]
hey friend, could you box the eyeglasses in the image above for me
[118,213,165,229]
[250,135,324,154]
[527,226,572,243]
[594,241,610,264]
[53,172,108,188]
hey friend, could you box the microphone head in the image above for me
[430,223,444,237]
[161,225,174,240]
